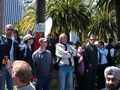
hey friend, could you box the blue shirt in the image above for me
[32,49,52,75]
[98,48,108,64]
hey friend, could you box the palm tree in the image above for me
[88,2,117,42]
[20,0,89,39]
[20,0,46,34]
[94,0,120,41]
[115,0,120,41]
[20,4,35,34]
[46,0,89,39]
[36,0,45,23]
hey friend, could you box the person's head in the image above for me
[38,38,48,49]
[89,35,96,45]
[59,33,67,44]
[5,24,14,38]
[104,66,120,90]
[23,34,34,45]
[108,38,114,44]
[98,41,104,48]
[13,30,19,37]
[27,30,33,35]
[35,32,44,38]
[12,60,32,86]
[77,46,83,53]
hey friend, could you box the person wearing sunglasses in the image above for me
[84,35,98,90]
[0,24,20,90]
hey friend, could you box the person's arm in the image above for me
[100,49,108,56]
[55,44,72,58]
[78,55,83,63]
[69,45,77,57]
[32,52,36,63]
[5,60,12,76]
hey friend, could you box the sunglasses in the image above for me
[7,29,14,31]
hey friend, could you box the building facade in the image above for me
[3,0,22,29]
[0,0,33,31]
[0,0,4,31]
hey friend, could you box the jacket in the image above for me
[55,43,77,66]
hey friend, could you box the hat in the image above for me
[104,66,120,80]
[90,35,96,40]
[39,38,47,42]
[23,34,34,41]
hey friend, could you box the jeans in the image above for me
[0,66,13,90]
[58,66,74,90]
[36,75,52,90]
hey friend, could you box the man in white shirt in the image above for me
[55,33,77,90]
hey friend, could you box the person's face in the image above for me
[106,75,120,90]
[78,47,83,53]
[89,39,96,45]
[35,32,43,37]
[5,26,14,37]
[60,35,67,44]
[39,40,48,48]
[27,39,34,45]
[13,32,17,37]
[98,44,104,48]
[11,68,21,86]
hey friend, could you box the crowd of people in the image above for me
[0,24,120,90]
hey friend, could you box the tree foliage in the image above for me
[88,2,117,42]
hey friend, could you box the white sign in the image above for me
[34,23,45,32]
[70,31,79,43]
[45,17,53,38]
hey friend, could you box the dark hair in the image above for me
[14,30,19,35]
[14,30,21,43]
[108,38,113,43]
[98,41,104,46]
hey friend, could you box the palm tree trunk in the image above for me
[36,0,45,23]
[35,0,45,34]
[115,0,120,41]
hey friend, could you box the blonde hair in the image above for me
[59,33,67,43]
